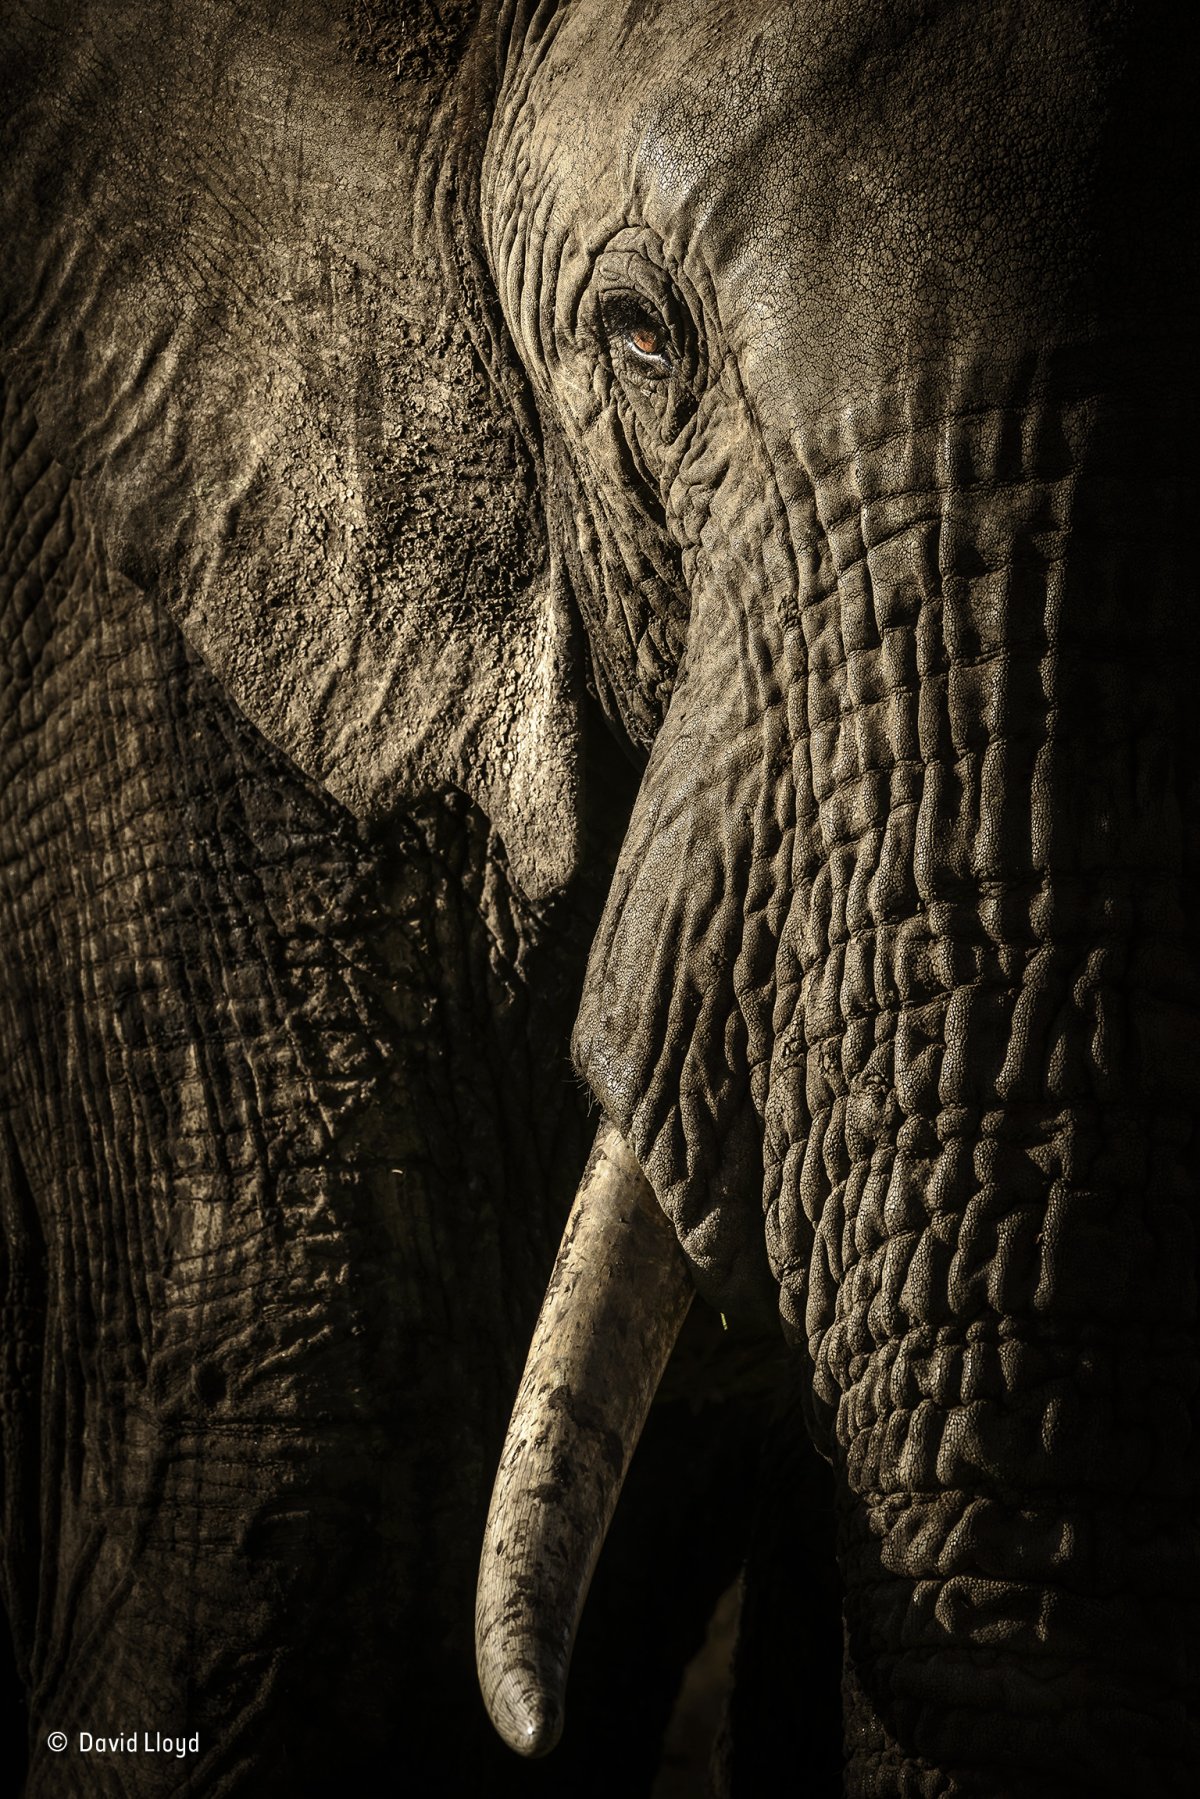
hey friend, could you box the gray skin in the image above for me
[2,0,1198,1796]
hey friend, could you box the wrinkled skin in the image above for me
[488,1,1200,1792]
[2,0,1198,1795]
[0,4,774,1796]
[0,389,766,1797]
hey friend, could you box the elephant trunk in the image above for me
[567,363,1200,1787]
[475,1118,693,1756]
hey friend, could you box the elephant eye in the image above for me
[601,293,674,381]
[626,321,668,362]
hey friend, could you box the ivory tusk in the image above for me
[475,1117,693,1756]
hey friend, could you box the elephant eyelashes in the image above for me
[627,322,668,363]
[599,292,677,384]
[618,314,672,380]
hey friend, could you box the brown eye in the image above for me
[598,287,679,388]
[628,323,666,359]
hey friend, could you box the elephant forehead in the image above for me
[497,0,1161,413]
[494,0,817,274]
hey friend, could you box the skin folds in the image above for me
[2,2,1197,1794]
[481,2,1200,1791]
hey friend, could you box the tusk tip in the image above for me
[484,1665,565,1758]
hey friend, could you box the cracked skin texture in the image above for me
[1,0,1198,1795]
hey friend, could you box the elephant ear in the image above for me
[0,0,578,898]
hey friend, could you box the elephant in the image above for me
[2,1,1197,1796]
[0,4,780,1795]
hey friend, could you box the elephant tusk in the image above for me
[475,1117,694,1757]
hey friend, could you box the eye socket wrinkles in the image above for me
[585,231,710,428]
[585,242,705,501]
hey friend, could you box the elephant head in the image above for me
[2,0,1197,1793]
[471,1,1200,1791]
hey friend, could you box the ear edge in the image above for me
[0,0,584,901]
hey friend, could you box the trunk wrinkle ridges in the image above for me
[574,346,1200,1791]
